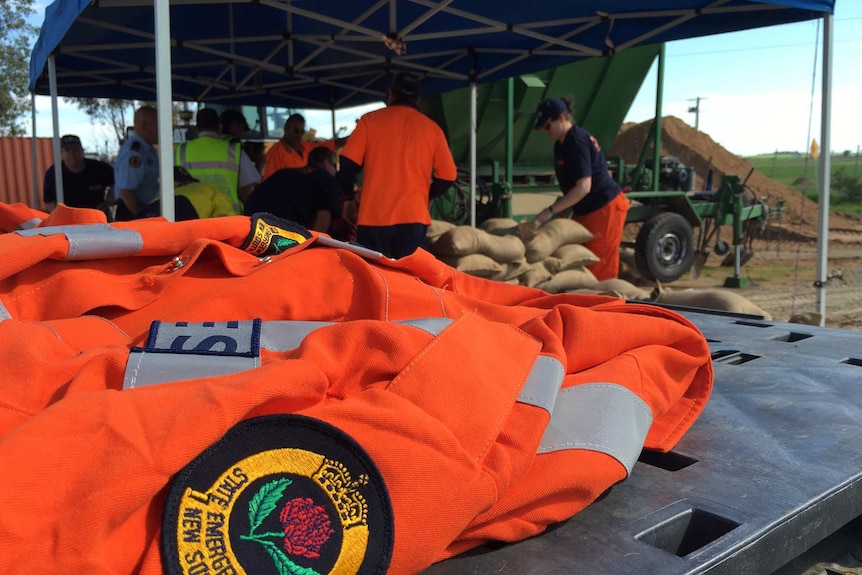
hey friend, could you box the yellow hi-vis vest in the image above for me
[175,136,242,212]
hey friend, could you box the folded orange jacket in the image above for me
[0,203,712,575]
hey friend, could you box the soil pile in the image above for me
[610,116,860,241]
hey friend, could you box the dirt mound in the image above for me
[610,116,858,241]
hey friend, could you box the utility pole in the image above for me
[687,97,705,131]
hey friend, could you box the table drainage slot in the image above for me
[734,321,771,328]
[711,350,760,365]
[634,508,740,557]
[638,450,697,471]
[771,332,813,343]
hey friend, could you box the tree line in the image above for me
[1,0,169,154]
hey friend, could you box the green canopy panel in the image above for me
[421,44,661,171]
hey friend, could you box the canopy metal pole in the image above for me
[506,77,514,192]
[815,13,833,325]
[652,44,665,192]
[469,80,477,227]
[154,0,175,222]
[331,108,336,140]
[31,93,39,209]
[48,55,63,207]
[329,88,337,140]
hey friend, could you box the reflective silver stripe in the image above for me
[123,319,456,389]
[315,235,389,261]
[182,160,240,170]
[261,321,335,351]
[261,319,454,349]
[15,224,144,260]
[517,355,564,415]
[124,352,258,390]
[0,298,11,321]
[18,218,42,230]
[538,383,653,475]
[395,318,452,336]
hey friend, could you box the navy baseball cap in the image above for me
[60,134,82,148]
[533,98,568,130]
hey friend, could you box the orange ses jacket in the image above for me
[0,203,712,575]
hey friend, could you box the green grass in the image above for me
[690,259,816,288]
[745,153,862,215]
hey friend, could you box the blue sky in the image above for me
[26,2,862,158]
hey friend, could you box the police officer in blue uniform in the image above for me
[114,106,160,220]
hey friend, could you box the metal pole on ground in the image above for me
[48,55,63,207]
[470,80,477,227]
[31,93,39,209]
[652,44,665,192]
[154,0,175,221]
[815,13,833,326]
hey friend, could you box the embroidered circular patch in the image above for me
[129,155,141,168]
[161,414,393,575]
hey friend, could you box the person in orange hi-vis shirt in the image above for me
[0,202,712,575]
[262,113,345,181]
[337,73,458,259]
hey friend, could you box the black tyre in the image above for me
[634,212,695,282]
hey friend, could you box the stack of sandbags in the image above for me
[518,218,598,293]
[427,218,604,292]
[428,220,528,282]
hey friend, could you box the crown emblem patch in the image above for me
[162,415,393,575]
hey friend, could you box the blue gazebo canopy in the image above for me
[30,0,835,109]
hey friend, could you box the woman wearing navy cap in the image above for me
[532,97,630,281]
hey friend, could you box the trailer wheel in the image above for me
[635,212,695,282]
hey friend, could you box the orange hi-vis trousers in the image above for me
[0,203,712,575]
[575,191,630,281]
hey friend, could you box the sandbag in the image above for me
[479,218,520,236]
[589,278,651,301]
[491,258,531,282]
[654,288,773,320]
[440,253,505,278]
[536,267,598,293]
[431,225,526,263]
[519,261,554,288]
[618,246,647,285]
[428,220,456,240]
[545,243,600,274]
[524,219,593,263]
